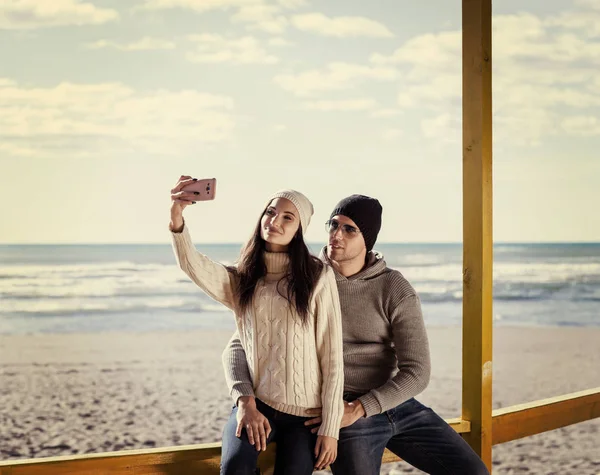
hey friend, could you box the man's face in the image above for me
[326,214,367,263]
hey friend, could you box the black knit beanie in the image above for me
[330,195,382,252]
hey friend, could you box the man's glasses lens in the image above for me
[325,220,359,236]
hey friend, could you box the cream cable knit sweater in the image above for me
[171,225,344,439]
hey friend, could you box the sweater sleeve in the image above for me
[314,266,345,439]
[222,331,256,404]
[358,293,431,417]
[171,224,237,311]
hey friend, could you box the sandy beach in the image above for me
[1,326,599,474]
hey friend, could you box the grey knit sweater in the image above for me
[223,247,431,418]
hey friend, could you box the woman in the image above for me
[169,175,344,475]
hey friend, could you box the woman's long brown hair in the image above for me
[231,206,323,324]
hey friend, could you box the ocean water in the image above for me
[0,242,599,335]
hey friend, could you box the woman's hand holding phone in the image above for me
[169,175,213,232]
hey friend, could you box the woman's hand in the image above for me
[170,175,198,231]
[314,435,337,470]
[236,397,272,452]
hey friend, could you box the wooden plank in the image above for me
[492,388,600,445]
[461,0,493,470]
[0,443,223,475]
[0,420,470,474]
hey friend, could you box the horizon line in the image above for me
[2,240,600,246]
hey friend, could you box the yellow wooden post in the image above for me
[461,0,493,470]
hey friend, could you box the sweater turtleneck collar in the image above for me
[264,251,290,275]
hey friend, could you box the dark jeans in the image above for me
[330,397,489,475]
[220,399,317,475]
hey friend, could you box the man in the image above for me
[222,195,489,474]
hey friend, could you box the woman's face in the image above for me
[260,198,301,251]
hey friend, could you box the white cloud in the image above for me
[300,98,376,111]
[137,0,258,13]
[85,37,176,51]
[370,30,462,109]
[291,13,394,38]
[0,141,38,157]
[547,11,600,38]
[276,0,306,9]
[381,128,403,140]
[493,13,600,142]
[274,62,397,96]
[574,0,600,11]
[231,4,288,34]
[494,14,600,63]
[371,30,459,68]
[268,37,293,47]
[0,0,118,29]
[421,113,460,141]
[397,75,461,109]
[0,79,236,157]
[186,34,278,64]
[494,108,559,147]
[561,116,600,136]
[499,83,600,109]
[137,0,301,36]
[369,109,403,118]
[369,7,600,143]
[591,76,600,94]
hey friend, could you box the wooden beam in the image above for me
[0,420,470,475]
[492,388,600,445]
[0,443,224,475]
[461,0,493,470]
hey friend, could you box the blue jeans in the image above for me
[220,399,316,475]
[330,397,489,475]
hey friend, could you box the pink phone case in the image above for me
[181,178,217,201]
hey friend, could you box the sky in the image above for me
[0,0,599,244]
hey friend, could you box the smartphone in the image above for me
[181,178,217,201]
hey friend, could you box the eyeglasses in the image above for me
[325,220,362,237]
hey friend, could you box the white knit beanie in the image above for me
[269,189,314,234]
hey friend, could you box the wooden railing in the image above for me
[491,388,600,445]
[2,390,598,474]
[0,422,464,475]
